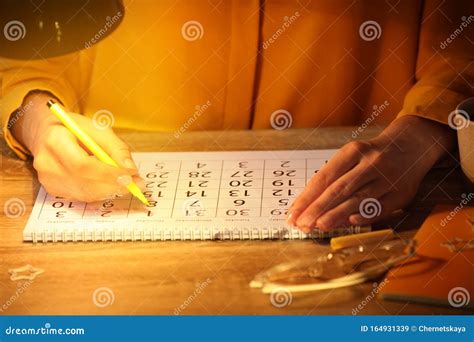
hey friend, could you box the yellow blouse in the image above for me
[1,0,472,159]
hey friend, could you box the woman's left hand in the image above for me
[287,115,456,232]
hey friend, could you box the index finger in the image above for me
[52,129,132,183]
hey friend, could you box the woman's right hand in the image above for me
[10,92,143,202]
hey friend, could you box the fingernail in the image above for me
[117,174,132,186]
[286,210,300,227]
[123,158,138,170]
[296,215,316,230]
[349,215,360,225]
[316,218,330,231]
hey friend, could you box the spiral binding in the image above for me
[28,226,368,243]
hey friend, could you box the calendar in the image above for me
[23,150,368,242]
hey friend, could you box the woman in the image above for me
[1,0,472,231]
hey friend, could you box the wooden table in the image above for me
[0,127,470,315]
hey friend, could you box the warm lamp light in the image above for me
[0,0,124,60]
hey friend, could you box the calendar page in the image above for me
[23,150,368,242]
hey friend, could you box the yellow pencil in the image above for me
[47,100,149,206]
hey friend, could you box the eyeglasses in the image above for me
[250,238,416,293]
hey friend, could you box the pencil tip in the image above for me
[137,194,150,206]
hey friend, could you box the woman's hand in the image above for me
[287,115,456,232]
[10,92,143,202]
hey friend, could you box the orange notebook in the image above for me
[379,205,474,309]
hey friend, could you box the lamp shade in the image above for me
[0,0,124,60]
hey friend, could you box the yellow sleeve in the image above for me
[397,0,474,124]
[0,51,91,159]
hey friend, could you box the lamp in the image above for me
[0,0,124,60]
